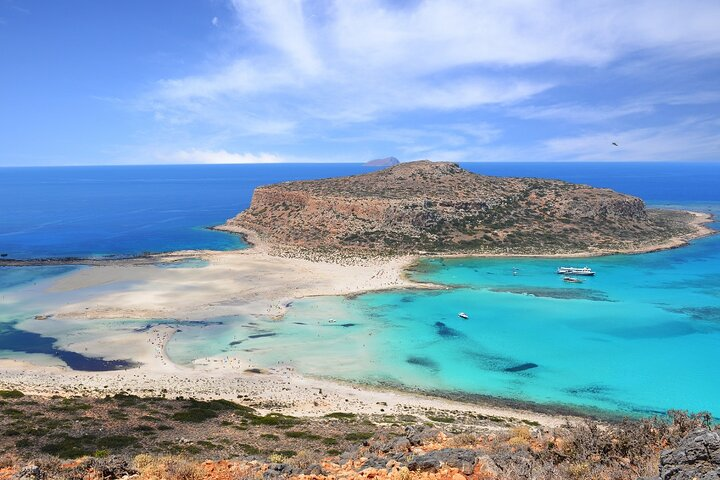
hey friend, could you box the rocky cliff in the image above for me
[221,160,707,255]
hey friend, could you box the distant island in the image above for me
[364,156,400,166]
[219,160,712,256]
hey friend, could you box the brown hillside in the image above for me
[221,160,705,255]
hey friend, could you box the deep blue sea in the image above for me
[1,162,719,259]
[2,162,720,417]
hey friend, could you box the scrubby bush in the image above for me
[133,454,202,480]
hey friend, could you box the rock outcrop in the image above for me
[365,156,400,167]
[221,160,707,255]
[657,429,720,480]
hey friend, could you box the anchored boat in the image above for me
[458,312,469,319]
[556,266,595,276]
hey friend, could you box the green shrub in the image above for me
[0,390,24,399]
[324,412,356,420]
[344,432,374,441]
[97,435,137,449]
[41,437,94,459]
[172,408,218,423]
[285,430,321,440]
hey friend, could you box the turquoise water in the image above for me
[162,206,720,417]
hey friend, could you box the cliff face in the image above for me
[222,161,699,255]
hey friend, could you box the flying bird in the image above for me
[612,142,619,146]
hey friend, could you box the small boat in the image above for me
[556,266,595,276]
[563,276,583,283]
[458,312,469,319]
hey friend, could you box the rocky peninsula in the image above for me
[220,160,712,257]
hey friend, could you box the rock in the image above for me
[429,449,479,475]
[77,456,136,479]
[407,455,442,472]
[405,449,481,475]
[475,454,503,477]
[405,425,441,446]
[379,436,411,453]
[362,456,391,470]
[659,429,720,480]
[303,463,325,475]
[221,160,695,256]
[365,157,400,167]
[263,463,298,479]
[13,465,44,480]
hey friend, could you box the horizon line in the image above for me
[2,159,720,168]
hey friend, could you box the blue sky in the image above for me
[2,0,720,166]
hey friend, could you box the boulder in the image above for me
[659,429,720,480]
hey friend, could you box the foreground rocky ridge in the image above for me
[222,161,708,256]
[0,391,717,480]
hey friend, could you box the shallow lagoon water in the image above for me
[164,207,720,417]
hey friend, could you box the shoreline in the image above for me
[0,357,576,429]
[0,208,715,428]
[1,209,713,267]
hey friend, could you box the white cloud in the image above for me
[211,16,219,26]
[512,91,720,124]
[147,1,720,120]
[134,0,720,162]
[161,149,287,164]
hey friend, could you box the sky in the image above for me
[1,0,720,166]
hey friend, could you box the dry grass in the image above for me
[446,432,479,448]
[134,454,203,480]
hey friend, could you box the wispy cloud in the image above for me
[157,149,287,164]
[544,118,720,161]
[134,0,720,163]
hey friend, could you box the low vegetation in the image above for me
[0,391,716,479]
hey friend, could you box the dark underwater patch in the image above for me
[504,362,538,372]
[665,306,720,323]
[0,323,137,371]
[462,349,514,371]
[247,333,277,339]
[434,321,463,338]
[133,319,224,333]
[489,286,611,302]
[406,355,440,372]
[604,321,697,339]
[566,384,612,396]
[229,340,244,346]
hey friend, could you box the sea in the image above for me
[1,162,719,417]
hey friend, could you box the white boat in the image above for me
[556,266,595,276]
[458,312,469,319]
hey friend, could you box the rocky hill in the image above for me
[221,160,709,256]
[365,156,400,166]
